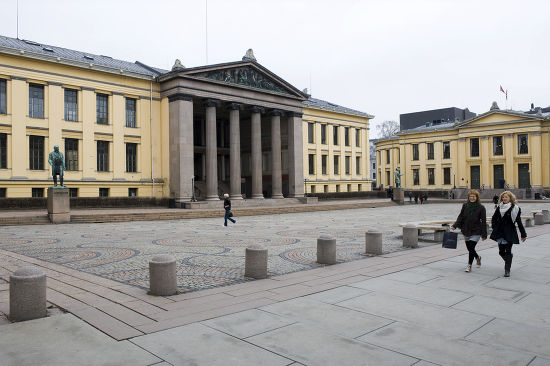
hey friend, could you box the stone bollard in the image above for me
[543,210,550,224]
[10,266,47,321]
[403,223,418,248]
[365,230,383,255]
[245,244,268,279]
[317,235,337,264]
[524,218,533,228]
[534,213,545,226]
[149,255,177,296]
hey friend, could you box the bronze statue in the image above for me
[48,145,65,187]
[394,167,403,188]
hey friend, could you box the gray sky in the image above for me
[1,0,548,137]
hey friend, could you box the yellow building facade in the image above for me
[375,104,550,193]
[302,98,373,193]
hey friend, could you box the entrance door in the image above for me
[470,166,480,189]
[518,163,530,188]
[493,165,504,189]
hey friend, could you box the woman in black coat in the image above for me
[451,190,487,272]
[490,191,527,277]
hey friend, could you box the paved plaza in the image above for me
[1,201,550,365]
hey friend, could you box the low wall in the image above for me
[307,191,388,200]
[0,197,170,210]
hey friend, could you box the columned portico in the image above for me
[270,110,284,199]
[287,112,305,197]
[228,103,244,199]
[250,106,264,199]
[204,99,221,200]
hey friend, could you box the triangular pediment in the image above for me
[183,62,306,99]
[458,110,543,128]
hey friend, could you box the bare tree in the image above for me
[376,120,399,138]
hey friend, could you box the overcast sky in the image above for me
[1,0,548,137]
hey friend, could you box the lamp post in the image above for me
[191,176,197,202]
[304,178,308,197]
[453,174,456,189]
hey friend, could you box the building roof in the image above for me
[303,97,374,119]
[0,35,167,78]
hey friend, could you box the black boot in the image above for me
[504,253,513,277]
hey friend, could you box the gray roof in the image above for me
[0,35,167,78]
[303,97,374,118]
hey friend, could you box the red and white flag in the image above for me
[500,85,508,100]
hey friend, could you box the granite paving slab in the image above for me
[303,285,371,304]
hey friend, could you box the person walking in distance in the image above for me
[490,191,527,277]
[451,190,487,272]
[223,193,236,227]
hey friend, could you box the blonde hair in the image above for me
[467,189,480,203]
[223,193,229,198]
[499,190,517,205]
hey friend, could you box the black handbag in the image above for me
[442,231,458,249]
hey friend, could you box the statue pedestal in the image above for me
[47,188,70,224]
[393,188,405,205]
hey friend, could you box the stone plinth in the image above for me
[393,188,405,205]
[47,187,70,224]
[543,209,550,224]
[317,235,337,264]
[10,266,47,321]
[149,255,177,296]
[403,223,418,248]
[245,245,268,279]
[534,213,544,225]
[365,230,383,255]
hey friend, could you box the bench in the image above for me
[398,221,451,242]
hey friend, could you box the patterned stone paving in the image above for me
[1,202,548,293]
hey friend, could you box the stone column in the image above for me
[205,99,221,200]
[481,136,489,187]
[168,94,194,205]
[270,110,284,198]
[531,131,542,188]
[287,112,305,197]
[504,133,515,188]
[250,106,264,199]
[457,137,467,188]
[228,103,244,200]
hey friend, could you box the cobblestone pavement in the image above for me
[1,202,548,293]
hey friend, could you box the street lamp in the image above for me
[191,175,197,202]
[304,178,308,197]
[453,174,456,189]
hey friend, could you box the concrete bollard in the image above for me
[535,213,545,226]
[317,235,337,264]
[365,230,383,255]
[543,210,550,224]
[245,244,268,279]
[149,255,177,296]
[10,266,47,321]
[524,218,533,228]
[403,223,418,248]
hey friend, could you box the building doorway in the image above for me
[518,163,530,188]
[493,164,504,189]
[470,166,480,189]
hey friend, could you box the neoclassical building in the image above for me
[375,103,550,194]
[1,35,372,202]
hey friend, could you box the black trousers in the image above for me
[465,240,479,265]
[498,243,513,270]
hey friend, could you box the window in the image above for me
[428,168,435,185]
[427,143,434,160]
[65,138,78,171]
[126,98,136,127]
[0,188,5,197]
[126,143,137,172]
[97,141,109,172]
[372,162,375,170]
[334,155,339,174]
[344,127,350,146]
[321,155,327,175]
[29,84,44,118]
[386,171,390,186]
[413,169,419,185]
[96,94,109,124]
[0,133,6,169]
[358,184,362,191]
[356,156,361,174]
[443,141,450,159]
[320,125,326,144]
[373,172,376,179]
[336,184,340,192]
[356,129,360,147]
[345,156,350,175]
[308,154,315,174]
[99,188,109,197]
[347,184,351,192]
[518,134,528,154]
[310,185,316,193]
[443,167,451,185]
[493,136,503,155]
[69,188,78,197]
[0,79,6,114]
[32,188,44,197]
[29,135,44,170]
[386,150,390,164]
[308,123,314,143]
[323,185,328,193]
[64,89,78,121]
[333,126,339,145]
[470,138,479,157]
[412,144,419,160]
[128,188,138,197]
